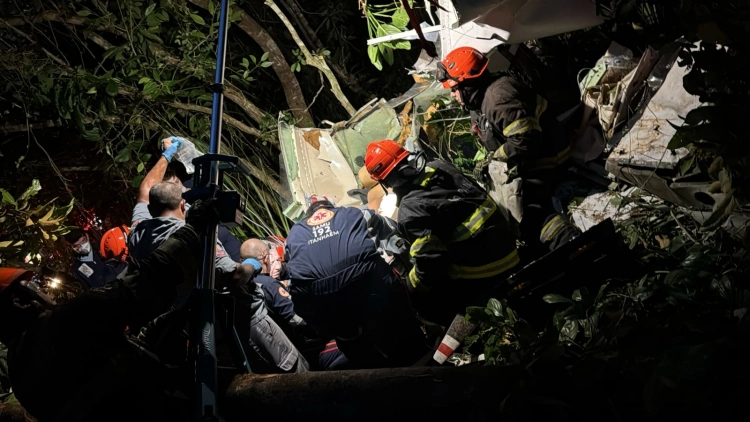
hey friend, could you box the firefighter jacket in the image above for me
[470,75,570,174]
[395,160,520,294]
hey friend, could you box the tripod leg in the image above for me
[217,295,252,373]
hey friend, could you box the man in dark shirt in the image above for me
[64,229,123,289]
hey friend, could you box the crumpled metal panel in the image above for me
[330,99,403,176]
[606,45,698,170]
[277,122,361,222]
[569,187,660,232]
[453,0,603,45]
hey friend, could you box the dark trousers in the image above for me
[293,265,427,369]
[519,170,580,261]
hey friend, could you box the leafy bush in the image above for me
[0,180,74,268]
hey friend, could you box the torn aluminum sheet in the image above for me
[277,122,361,222]
[403,0,603,74]
[278,100,403,222]
[331,99,403,176]
[463,0,603,45]
[605,43,698,171]
[569,187,661,232]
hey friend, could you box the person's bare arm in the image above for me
[137,137,183,204]
[138,156,169,204]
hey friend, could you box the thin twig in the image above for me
[265,0,356,116]
[670,210,699,245]
[0,17,34,41]
[303,71,326,113]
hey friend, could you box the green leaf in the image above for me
[145,3,156,16]
[393,40,411,50]
[260,61,272,68]
[146,13,161,27]
[250,55,257,64]
[241,58,249,68]
[261,52,269,62]
[190,14,206,25]
[0,189,17,207]
[376,23,404,37]
[77,9,92,17]
[382,47,394,66]
[679,155,697,176]
[208,0,216,15]
[39,206,55,223]
[115,147,131,163]
[367,45,382,70]
[137,162,145,172]
[487,298,504,317]
[391,6,409,28]
[132,175,145,188]
[138,28,163,43]
[560,320,579,341]
[106,81,119,97]
[543,294,574,304]
[138,77,151,84]
[19,179,41,201]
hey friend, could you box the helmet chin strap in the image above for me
[382,151,427,190]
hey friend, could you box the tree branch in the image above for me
[3,10,269,129]
[168,101,268,141]
[264,0,357,117]
[278,0,370,99]
[1,120,62,134]
[187,0,314,127]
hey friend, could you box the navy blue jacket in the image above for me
[286,206,389,295]
[71,242,124,289]
[254,275,297,324]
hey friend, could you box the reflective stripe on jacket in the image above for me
[395,160,519,292]
[472,75,570,174]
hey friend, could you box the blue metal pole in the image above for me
[194,0,230,418]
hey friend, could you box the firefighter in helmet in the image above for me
[99,225,131,278]
[436,46,580,257]
[364,140,519,326]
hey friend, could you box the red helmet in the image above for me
[437,46,489,89]
[365,140,410,182]
[100,225,130,262]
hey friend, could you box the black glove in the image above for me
[472,156,491,184]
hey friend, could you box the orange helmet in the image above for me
[100,225,130,262]
[365,140,410,182]
[437,47,489,89]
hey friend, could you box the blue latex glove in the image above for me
[242,258,262,271]
[161,136,186,162]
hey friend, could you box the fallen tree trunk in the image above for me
[224,365,521,421]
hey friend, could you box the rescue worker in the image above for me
[99,225,131,279]
[64,228,123,288]
[0,199,232,421]
[132,136,307,373]
[240,239,314,367]
[364,140,520,326]
[240,239,306,331]
[437,46,580,257]
[285,195,427,368]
